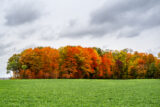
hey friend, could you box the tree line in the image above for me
[7,46,160,79]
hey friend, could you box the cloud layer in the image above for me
[61,0,160,38]
[5,1,42,26]
[0,0,160,77]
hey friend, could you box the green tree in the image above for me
[147,63,157,78]
[7,54,21,78]
[93,47,105,56]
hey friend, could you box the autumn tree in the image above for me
[6,46,160,79]
[59,46,79,78]
[158,53,160,58]
[99,52,113,78]
[19,47,59,79]
[84,48,101,78]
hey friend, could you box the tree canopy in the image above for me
[7,46,160,79]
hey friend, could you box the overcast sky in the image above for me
[0,0,160,77]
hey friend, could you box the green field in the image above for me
[0,79,160,107]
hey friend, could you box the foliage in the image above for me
[7,54,21,78]
[19,47,59,79]
[6,46,160,79]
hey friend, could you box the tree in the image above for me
[158,52,160,58]
[128,66,137,79]
[112,50,128,79]
[147,63,157,78]
[59,46,94,78]
[19,47,59,79]
[59,46,79,78]
[93,47,105,56]
[7,46,160,79]
[84,48,101,78]
[99,53,113,78]
[7,54,21,78]
[136,58,147,79]
[155,60,160,78]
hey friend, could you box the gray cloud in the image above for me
[0,42,14,56]
[60,24,107,38]
[60,0,160,38]
[5,1,41,26]
[19,28,37,39]
[91,0,160,24]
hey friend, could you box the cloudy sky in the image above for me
[0,0,160,77]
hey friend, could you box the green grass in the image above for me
[0,79,160,107]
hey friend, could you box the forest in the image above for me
[7,46,160,79]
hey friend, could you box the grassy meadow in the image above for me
[0,79,160,107]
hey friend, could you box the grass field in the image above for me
[0,79,160,107]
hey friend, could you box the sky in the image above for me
[0,0,160,77]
